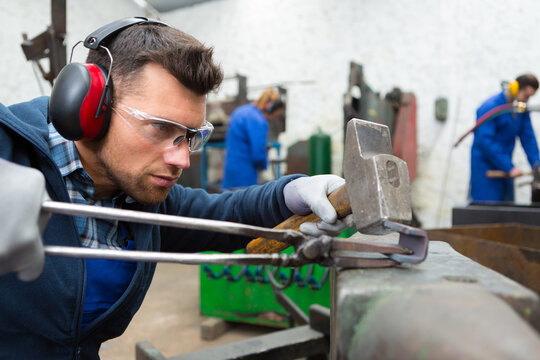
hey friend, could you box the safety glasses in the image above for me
[112,103,213,152]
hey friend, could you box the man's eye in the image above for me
[150,122,170,131]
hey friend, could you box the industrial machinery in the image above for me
[343,61,417,181]
[20,0,67,86]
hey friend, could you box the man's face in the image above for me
[96,63,206,205]
[516,85,537,102]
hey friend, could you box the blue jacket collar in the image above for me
[0,96,51,155]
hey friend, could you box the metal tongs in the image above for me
[42,200,429,268]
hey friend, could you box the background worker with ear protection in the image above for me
[221,87,285,190]
[470,73,540,202]
[0,17,348,358]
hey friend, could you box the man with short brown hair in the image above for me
[0,18,346,358]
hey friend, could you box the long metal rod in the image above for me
[40,202,421,268]
[44,245,303,267]
[42,200,306,243]
[44,245,402,269]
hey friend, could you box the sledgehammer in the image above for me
[246,119,414,254]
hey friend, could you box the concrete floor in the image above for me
[99,263,275,360]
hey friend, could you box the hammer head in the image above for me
[344,119,412,234]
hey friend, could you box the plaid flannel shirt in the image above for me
[48,123,125,249]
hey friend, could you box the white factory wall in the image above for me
[160,0,540,228]
[0,1,144,104]
[1,1,540,229]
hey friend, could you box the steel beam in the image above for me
[330,241,540,359]
[453,204,540,226]
[168,325,328,360]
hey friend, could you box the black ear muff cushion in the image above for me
[49,63,111,141]
[265,97,284,114]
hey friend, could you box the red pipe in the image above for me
[453,103,516,147]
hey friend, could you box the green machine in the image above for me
[200,228,355,328]
[200,247,331,328]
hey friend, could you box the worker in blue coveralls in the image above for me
[470,73,540,202]
[221,87,285,190]
[0,18,348,359]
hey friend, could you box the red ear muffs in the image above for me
[48,17,167,141]
[265,96,284,114]
[49,62,112,141]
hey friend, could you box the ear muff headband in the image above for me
[83,17,167,50]
[509,80,520,97]
[49,17,168,141]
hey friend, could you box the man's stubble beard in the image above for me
[96,147,171,205]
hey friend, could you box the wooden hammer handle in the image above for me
[486,170,509,178]
[486,170,533,178]
[245,184,352,254]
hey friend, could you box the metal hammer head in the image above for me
[344,119,412,234]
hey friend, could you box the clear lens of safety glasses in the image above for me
[113,104,213,152]
[175,122,214,152]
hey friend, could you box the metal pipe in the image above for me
[44,245,303,267]
[42,200,306,243]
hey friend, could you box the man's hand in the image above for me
[0,159,50,281]
[509,167,524,178]
[283,175,352,237]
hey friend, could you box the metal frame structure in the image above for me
[20,0,67,85]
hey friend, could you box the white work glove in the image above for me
[283,175,353,237]
[0,158,50,281]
